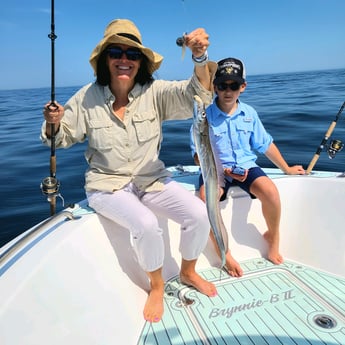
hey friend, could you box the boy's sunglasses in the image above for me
[216,82,241,91]
[106,47,143,61]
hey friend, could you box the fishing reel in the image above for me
[40,176,64,205]
[327,139,344,159]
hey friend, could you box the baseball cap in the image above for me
[214,57,246,85]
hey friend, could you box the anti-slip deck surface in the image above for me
[139,259,345,345]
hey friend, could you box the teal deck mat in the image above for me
[139,259,345,345]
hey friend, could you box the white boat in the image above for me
[1,165,344,345]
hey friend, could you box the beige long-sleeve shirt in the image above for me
[41,71,214,193]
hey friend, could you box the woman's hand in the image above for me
[43,101,64,124]
[185,28,209,58]
[43,101,64,138]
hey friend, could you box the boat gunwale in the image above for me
[0,210,76,267]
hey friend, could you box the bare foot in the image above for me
[143,284,164,323]
[263,231,284,264]
[224,251,243,277]
[180,271,217,297]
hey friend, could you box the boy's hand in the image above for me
[224,167,248,182]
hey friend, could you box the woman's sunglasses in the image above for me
[216,82,241,91]
[106,47,143,61]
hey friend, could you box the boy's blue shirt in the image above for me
[190,97,273,169]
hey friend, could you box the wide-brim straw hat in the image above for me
[89,19,163,75]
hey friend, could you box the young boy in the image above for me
[191,57,305,276]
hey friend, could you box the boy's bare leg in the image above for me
[210,231,243,277]
[263,230,283,264]
[251,177,284,265]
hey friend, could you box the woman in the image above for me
[42,19,218,323]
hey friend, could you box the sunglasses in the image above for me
[106,47,143,61]
[216,82,241,91]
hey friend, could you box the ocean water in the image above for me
[1,68,344,247]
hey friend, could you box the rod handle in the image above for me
[306,154,320,174]
[50,155,56,178]
[306,120,337,174]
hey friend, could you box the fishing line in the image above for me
[40,0,63,215]
[176,0,191,59]
[306,101,345,174]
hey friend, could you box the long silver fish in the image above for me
[192,95,229,268]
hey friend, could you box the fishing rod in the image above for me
[306,101,345,174]
[40,0,62,215]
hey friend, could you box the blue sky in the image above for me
[1,0,344,90]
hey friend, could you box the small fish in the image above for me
[192,95,229,267]
[176,32,187,60]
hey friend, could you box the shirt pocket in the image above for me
[133,112,159,143]
[236,121,254,133]
[88,119,113,150]
[236,121,254,137]
[235,121,254,148]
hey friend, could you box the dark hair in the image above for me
[96,47,154,86]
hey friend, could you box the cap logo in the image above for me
[225,66,234,75]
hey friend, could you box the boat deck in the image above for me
[139,259,345,345]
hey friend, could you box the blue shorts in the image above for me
[198,167,267,201]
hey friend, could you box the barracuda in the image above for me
[192,95,229,267]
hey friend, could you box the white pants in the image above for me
[87,178,210,272]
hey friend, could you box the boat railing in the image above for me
[0,210,76,265]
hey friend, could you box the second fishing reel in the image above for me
[40,176,64,205]
[327,139,344,159]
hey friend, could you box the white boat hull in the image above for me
[1,166,344,344]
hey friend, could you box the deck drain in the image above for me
[313,314,337,329]
[183,297,194,306]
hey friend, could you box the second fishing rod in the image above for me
[41,0,63,215]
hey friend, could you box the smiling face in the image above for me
[106,44,142,85]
